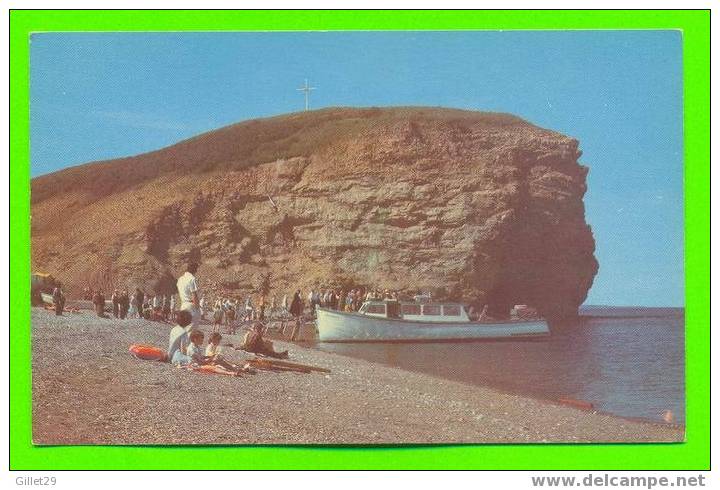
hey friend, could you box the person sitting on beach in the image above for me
[185,330,207,364]
[205,332,223,358]
[189,331,250,375]
[205,332,252,372]
[168,310,193,366]
[242,322,289,359]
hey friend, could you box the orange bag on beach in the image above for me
[129,344,167,362]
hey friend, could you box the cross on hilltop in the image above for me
[297,79,316,111]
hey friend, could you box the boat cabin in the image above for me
[358,300,471,323]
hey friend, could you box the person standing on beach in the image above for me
[244,295,254,322]
[135,288,145,319]
[51,285,65,316]
[199,296,206,320]
[162,295,171,321]
[177,262,201,330]
[282,293,289,314]
[92,290,106,318]
[258,293,267,321]
[289,290,303,341]
[129,291,139,318]
[152,294,162,319]
[119,289,130,319]
[111,289,120,318]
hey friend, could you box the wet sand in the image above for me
[31,308,683,445]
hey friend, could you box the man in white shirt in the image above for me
[176,262,201,329]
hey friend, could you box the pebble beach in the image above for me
[31,308,684,445]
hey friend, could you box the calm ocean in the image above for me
[310,306,685,423]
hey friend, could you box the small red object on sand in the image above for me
[557,398,594,410]
[129,344,167,362]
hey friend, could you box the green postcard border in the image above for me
[10,10,710,470]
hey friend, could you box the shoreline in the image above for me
[301,341,685,432]
[31,308,684,445]
[275,318,685,428]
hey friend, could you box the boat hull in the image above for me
[316,307,549,342]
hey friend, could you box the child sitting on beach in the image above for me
[189,331,253,375]
[185,330,207,364]
[205,332,223,359]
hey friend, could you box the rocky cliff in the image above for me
[31,107,598,319]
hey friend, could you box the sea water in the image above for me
[311,306,685,423]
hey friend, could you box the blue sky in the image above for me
[30,31,684,307]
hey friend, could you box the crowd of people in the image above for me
[304,287,406,313]
[83,287,178,321]
[72,281,421,326]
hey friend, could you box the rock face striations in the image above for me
[31,107,598,320]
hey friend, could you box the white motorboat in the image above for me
[316,300,549,342]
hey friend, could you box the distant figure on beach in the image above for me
[161,295,170,321]
[169,294,176,320]
[225,305,236,333]
[289,290,303,341]
[152,294,162,318]
[119,289,130,319]
[242,323,289,359]
[258,294,266,321]
[92,290,106,318]
[111,289,120,318]
[199,296,207,320]
[212,304,223,332]
[244,296,254,321]
[168,310,193,366]
[128,291,139,318]
[135,288,145,319]
[51,285,65,316]
[177,262,201,329]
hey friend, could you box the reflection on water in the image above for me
[311,307,685,423]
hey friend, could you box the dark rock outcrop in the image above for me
[31,107,598,319]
